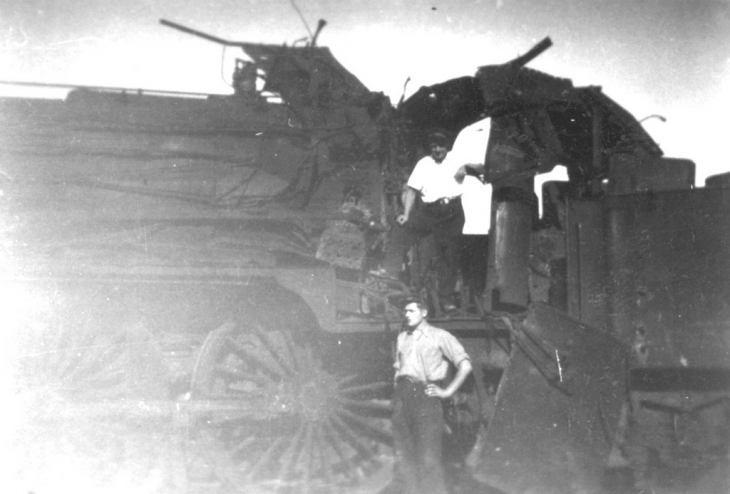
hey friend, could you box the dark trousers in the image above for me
[385,197,464,303]
[392,377,447,494]
[460,234,489,303]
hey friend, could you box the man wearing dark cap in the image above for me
[392,298,472,494]
[390,131,465,313]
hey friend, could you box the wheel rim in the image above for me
[186,322,394,493]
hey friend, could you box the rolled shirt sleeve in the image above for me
[438,330,470,370]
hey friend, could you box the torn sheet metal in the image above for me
[475,304,629,494]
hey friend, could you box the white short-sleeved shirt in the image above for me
[461,177,492,234]
[450,118,493,235]
[407,154,463,204]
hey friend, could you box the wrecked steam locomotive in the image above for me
[2,19,728,494]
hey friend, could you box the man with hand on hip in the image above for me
[392,298,473,494]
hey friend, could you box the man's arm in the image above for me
[454,163,486,183]
[396,186,417,225]
[464,163,486,174]
[426,359,472,400]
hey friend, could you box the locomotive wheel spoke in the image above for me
[338,381,393,395]
[336,407,393,446]
[226,334,288,380]
[247,436,287,481]
[230,436,256,456]
[277,421,307,480]
[187,326,394,492]
[213,363,265,383]
[297,422,315,484]
[203,411,251,426]
[252,325,297,377]
[322,420,357,477]
[328,414,379,463]
[313,424,332,483]
[338,395,393,414]
[337,374,360,388]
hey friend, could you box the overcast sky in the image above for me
[1,0,728,183]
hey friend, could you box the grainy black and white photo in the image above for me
[2,1,729,493]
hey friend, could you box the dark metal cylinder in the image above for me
[493,187,533,310]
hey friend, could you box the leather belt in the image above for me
[396,375,444,386]
[423,196,460,207]
[436,196,459,206]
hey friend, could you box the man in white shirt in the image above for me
[388,131,465,312]
[450,118,492,309]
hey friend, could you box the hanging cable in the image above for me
[288,0,313,41]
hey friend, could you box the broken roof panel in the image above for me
[396,76,486,134]
[397,65,662,158]
[575,86,663,157]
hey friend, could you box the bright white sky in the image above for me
[1,0,729,184]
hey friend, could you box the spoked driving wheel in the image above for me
[185,321,394,493]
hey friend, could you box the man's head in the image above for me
[403,298,428,330]
[428,131,450,163]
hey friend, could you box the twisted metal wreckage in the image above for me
[3,18,728,494]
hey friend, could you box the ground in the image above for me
[8,407,728,494]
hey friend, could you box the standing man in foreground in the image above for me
[392,298,473,494]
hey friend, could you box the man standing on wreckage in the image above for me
[388,129,491,314]
[390,297,473,494]
[389,131,466,314]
